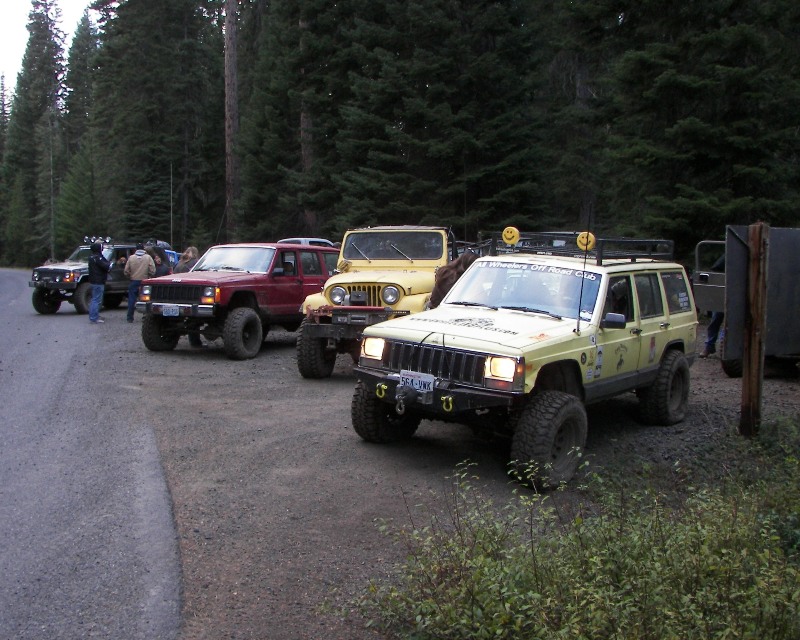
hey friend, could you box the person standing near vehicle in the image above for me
[174,246,203,347]
[88,242,111,324]
[124,243,155,323]
[174,246,199,274]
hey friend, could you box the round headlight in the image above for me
[330,286,347,305]
[382,285,400,305]
[141,285,152,296]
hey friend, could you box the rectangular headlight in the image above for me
[484,356,524,391]
[361,337,386,360]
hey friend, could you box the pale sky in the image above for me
[1,0,95,92]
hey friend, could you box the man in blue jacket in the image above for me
[88,242,111,324]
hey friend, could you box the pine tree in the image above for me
[0,0,64,265]
[599,0,800,255]
[91,0,224,246]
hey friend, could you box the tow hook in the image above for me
[395,385,418,415]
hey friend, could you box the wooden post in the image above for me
[739,222,769,437]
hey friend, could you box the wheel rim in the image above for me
[668,369,686,413]
[550,416,582,475]
[242,318,260,350]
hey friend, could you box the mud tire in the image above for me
[721,358,743,378]
[223,307,263,360]
[74,282,92,314]
[142,314,180,351]
[639,350,690,425]
[297,318,336,378]
[351,380,421,443]
[32,288,61,314]
[510,391,587,489]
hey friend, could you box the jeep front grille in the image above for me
[149,284,205,303]
[340,284,383,306]
[386,340,486,386]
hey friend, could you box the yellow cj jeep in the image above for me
[297,225,459,378]
[352,230,699,487]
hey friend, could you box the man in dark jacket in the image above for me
[88,242,111,324]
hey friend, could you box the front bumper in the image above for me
[136,301,216,318]
[354,365,517,415]
[304,305,409,340]
[29,280,77,291]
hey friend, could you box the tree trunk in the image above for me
[224,0,240,242]
[298,18,317,235]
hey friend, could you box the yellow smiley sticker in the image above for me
[502,226,520,245]
[577,231,596,251]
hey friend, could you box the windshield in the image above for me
[66,247,93,262]
[193,246,276,273]
[445,260,602,321]
[342,231,444,261]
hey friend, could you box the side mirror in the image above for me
[601,312,627,329]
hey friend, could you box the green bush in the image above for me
[360,459,800,640]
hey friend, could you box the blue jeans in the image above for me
[705,311,724,352]
[89,284,105,322]
[127,280,141,321]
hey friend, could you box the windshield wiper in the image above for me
[350,242,371,261]
[389,243,413,261]
[217,265,245,271]
[499,305,562,320]
[449,300,498,310]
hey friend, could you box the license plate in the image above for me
[399,370,435,392]
[162,305,180,317]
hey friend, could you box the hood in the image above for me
[326,269,436,293]
[33,259,87,271]
[366,304,587,355]
[143,271,267,286]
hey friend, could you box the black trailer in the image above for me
[693,225,800,377]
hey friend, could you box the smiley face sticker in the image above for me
[576,231,596,251]
[502,226,520,246]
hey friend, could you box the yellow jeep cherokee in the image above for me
[297,225,459,378]
[352,231,698,487]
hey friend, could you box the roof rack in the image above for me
[479,231,674,265]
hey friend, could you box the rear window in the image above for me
[660,271,693,313]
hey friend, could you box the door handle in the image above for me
[660,322,670,329]
[630,328,642,335]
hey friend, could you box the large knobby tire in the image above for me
[351,380,421,443]
[510,391,588,489]
[141,314,180,351]
[721,358,743,378]
[223,307,263,360]
[73,282,92,314]
[32,288,61,314]
[297,318,336,378]
[639,350,690,425]
[102,294,124,309]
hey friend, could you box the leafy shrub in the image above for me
[360,461,800,639]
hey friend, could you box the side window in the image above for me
[634,274,664,319]
[603,275,634,322]
[279,251,297,276]
[323,252,338,276]
[300,251,322,276]
[660,271,692,313]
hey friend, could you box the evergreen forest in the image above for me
[1,0,798,267]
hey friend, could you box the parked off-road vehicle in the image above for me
[352,230,699,488]
[297,225,461,378]
[136,242,339,360]
[29,237,139,314]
